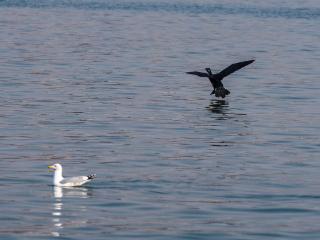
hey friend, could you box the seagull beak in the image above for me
[48,165,56,172]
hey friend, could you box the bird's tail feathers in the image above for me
[214,87,230,98]
[87,174,96,180]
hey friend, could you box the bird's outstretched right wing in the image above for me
[219,60,255,79]
[186,71,209,77]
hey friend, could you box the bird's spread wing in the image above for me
[186,71,209,77]
[218,60,254,79]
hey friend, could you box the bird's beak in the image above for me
[48,165,56,172]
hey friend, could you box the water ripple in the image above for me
[0,0,319,19]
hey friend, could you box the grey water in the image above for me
[0,0,320,239]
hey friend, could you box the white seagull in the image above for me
[48,163,96,187]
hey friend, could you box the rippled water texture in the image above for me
[1,0,320,239]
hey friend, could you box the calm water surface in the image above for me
[0,1,320,239]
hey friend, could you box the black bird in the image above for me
[186,60,255,98]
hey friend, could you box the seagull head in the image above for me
[48,163,62,172]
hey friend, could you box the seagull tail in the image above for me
[87,174,96,180]
[214,87,230,98]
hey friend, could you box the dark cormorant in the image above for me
[186,60,255,98]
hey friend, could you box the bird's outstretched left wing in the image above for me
[219,60,254,79]
[186,71,209,77]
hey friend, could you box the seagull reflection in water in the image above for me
[207,99,229,115]
[51,186,90,237]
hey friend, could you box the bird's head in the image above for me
[48,163,62,172]
[205,68,212,75]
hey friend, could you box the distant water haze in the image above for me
[0,0,320,239]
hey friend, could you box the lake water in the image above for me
[1,0,320,239]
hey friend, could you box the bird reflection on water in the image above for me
[51,187,64,237]
[207,99,229,116]
[51,187,91,237]
[206,99,250,147]
[207,99,247,120]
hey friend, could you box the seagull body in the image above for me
[186,60,255,98]
[48,163,96,187]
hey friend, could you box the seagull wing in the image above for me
[218,60,255,79]
[186,71,209,77]
[60,176,91,186]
